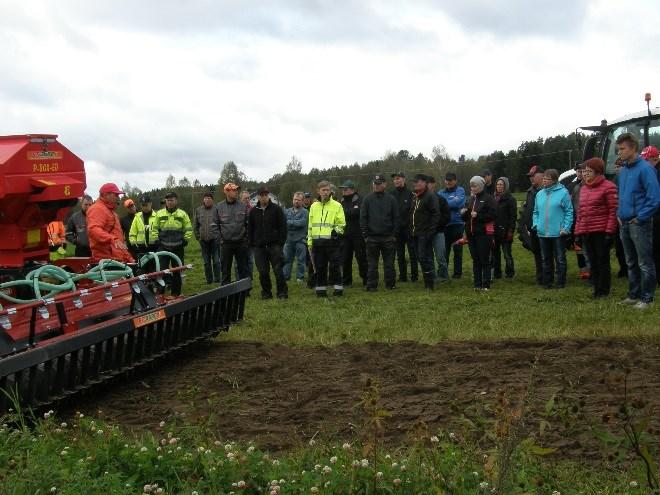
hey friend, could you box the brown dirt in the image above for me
[79,339,660,459]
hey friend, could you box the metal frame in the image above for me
[0,278,250,412]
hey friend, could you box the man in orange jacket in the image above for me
[86,183,134,263]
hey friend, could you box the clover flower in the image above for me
[360,459,369,468]
[393,478,402,487]
[322,466,332,475]
[330,456,338,464]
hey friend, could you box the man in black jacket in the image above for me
[518,165,544,285]
[66,195,93,257]
[340,180,367,287]
[248,186,288,299]
[389,171,418,282]
[410,174,441,290]
[360,175,399,291]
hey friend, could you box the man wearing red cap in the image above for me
[641,145,660,285]
[86,183,134,263]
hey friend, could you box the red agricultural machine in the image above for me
[0,134,250,413]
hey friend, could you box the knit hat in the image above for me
[583,157,605,175]
[497,177,510,193]
[469,175,485,193]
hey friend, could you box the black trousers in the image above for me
[583,232,612,297]
[342,236,367,285]
[311,240,342,293]
[366,237,396,289]
[468,233,493,289]
[492,238,514,278]
[394,228,418,281]
[75,245,91,257]
[221,240,249,285]
[253,244,288,297]
[160,246,184,296]
[444,224,465,276]
[530,231,543,285]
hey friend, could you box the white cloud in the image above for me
[1,0,659,195]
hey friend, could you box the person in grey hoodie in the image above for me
[492,177,517,279]
[283,191,309,282]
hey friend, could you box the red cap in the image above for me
[99,183,124,195]
[641,146,659,160]
[526,164,542,176]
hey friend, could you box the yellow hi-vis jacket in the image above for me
[129,211,159,248]
[307,197,346,247]
[154,208,193,250]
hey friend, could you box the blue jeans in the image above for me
[283,239,307,280]
[199,238,221,283]
[539,236,567,288]
[620,220,656,303]
[432,232,448,280]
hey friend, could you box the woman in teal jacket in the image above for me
[532,169,574,289]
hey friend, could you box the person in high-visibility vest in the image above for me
[307,180,346,297]
[47,220,67,260]
[129,195,159,254]
[154,191,193,296]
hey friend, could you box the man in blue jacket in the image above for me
[283,191,309,282]
[438,172,466,279]
[616,133,660,309]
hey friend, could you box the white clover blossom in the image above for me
[329,456,338,464]
[479,481,489,490]
[247,446,255,453]
[360,459,369,468]
[237,480,246,488]
[159,421,165,427]
[629,481,639,488]
[342,442,351,450]
[393,478,402,487]
[430,435,440,443]
[376,472,383,478]
[551,491,561,495]
[322,466,332,474]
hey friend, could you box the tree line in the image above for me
[124,132,588,214]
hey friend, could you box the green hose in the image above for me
[0,251,182,305]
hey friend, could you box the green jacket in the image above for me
[307,197,346,247]
[129,211,159,248]
[154,208,193,250]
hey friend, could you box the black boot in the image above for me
[423,272,434,291]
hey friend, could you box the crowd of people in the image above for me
[58,132,660,308]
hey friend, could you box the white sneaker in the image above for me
[618,297,639,305]
[633,301,651,310]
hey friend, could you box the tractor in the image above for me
[0,134,250,413]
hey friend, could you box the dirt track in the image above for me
[79,339,660,458]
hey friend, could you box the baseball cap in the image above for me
[223,182,240,192]
[340,179,356,189]
[481,169,492,177]
[372,175,386,184]
[99,183,124,195]
[258,185,270,195]
[641,145,659,159]
[139,194,151,204]
[527,164,543,176]
[303,192,311,198]
[445,172,457,181]
[413,173,429,182]
[123,199,135,208]
[164,191,178,199]
[391,171,405,178]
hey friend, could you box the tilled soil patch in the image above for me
[79,339,660,459]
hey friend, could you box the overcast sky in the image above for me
[1,0,658,194]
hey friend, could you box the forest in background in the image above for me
[121,131,588,212]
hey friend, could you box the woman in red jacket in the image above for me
[574,158,618,298]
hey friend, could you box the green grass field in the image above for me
[180,240,659,347]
